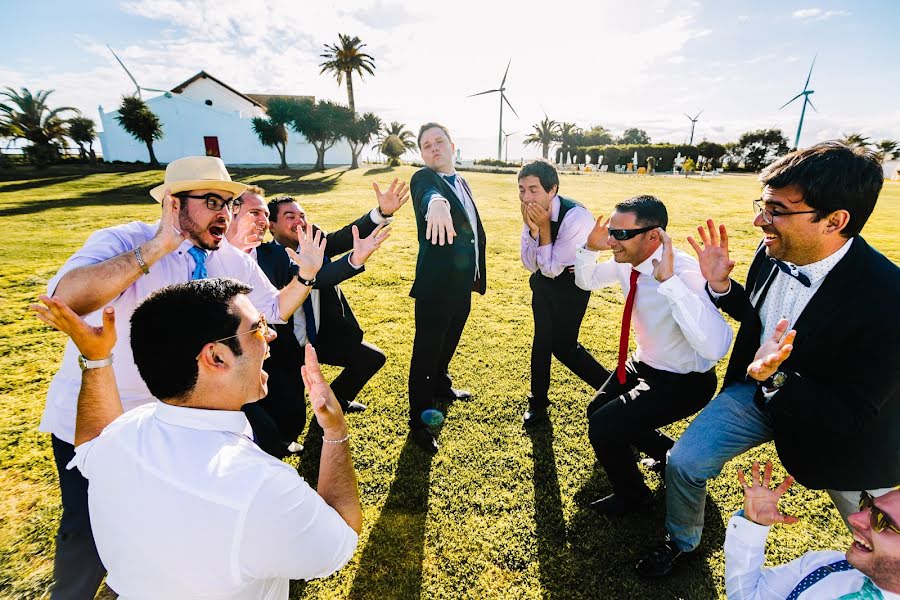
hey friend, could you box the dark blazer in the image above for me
[714,236,900,490]
[409,168,487,299]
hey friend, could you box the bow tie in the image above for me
[770,257,811,287]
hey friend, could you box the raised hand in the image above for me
[737,461,799,526]
[686,219,735,293]
[152,190,188,254]
[350,222,392,266]
[31,295,116,360]
[651,229,674,282]
[425,199,456,246]
[373,178,410,216]
[586,214,611,251]
[286,222,326,281]
[301,344,346,436]
[747,318,796,381]
[526,202,550,230]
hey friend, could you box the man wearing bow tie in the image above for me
[406,123,487,454]
[637,142,900,578]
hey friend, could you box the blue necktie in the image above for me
[786,559,855,599]
[838,578,884,600]
[770,257,811,287]
[187,246,208,280]
[300,255,329,345]
[442,173,458,188]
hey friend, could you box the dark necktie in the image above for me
[300,255,330,345]
[616,269,640,384]
[786,559,855,600]
[770,257,811,287]
[187,246,208,280]
[442,173,458,188]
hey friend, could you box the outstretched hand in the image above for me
[373,178,409,216]
[31,295,116,360]
[686,219,735,293]
[737,461,799,526]
[748,318,796,381]
[425,199,456,246]
[350,222,391,266]
[651,229,674,282]
[286,222,326,281]
[586,214,611,251]
[301,344,346,436]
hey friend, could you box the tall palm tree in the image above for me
[0,87,76,166]
[523,116,559,160]
[319,34,376,116]
[115,95,164,167]
[250,97,298,169]
[68,116,97,162]
[842,132,870,148]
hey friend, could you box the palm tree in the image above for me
[380,134,406,166]
[68,116,97,162]
[842,133,870,148]
[319,34,376,116]
[0,87,76,166]
[875,139,899,160]
[523,116,559,160]
[251,97,298,169]
[373,121,416,161]
[115,95,163,167]
[345,112,381,169]
[557,122,581,165]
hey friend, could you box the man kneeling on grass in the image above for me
[32,278,361,599]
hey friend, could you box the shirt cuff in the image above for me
[707,280,732,298]
[66,438,97,475]
[347,253,364,270]
[576,245,600,259]
[728,510,771,545]
[656,273,692,299]
[368,207,390,225]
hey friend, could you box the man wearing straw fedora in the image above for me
[38,156,325,600]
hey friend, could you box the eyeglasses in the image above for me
[175,192,243,214]
[210,315,271,345]
[608,225,660,241]
[753,199,819,225]
[859,491,900,534]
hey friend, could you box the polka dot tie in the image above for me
[786,560,855,599]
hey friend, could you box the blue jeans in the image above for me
[664,381,774,551]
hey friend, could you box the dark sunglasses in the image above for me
[175,192,242,214]
[608,224,660,241]
[859,491,900,534]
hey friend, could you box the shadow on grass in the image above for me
[238,169,347,197]
[0,173,88,194]
[362,166,395,177]
[346,437,434,600]
[0,181,155,217]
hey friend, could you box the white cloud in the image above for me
[737,15,750,22]
[792,8,851,21]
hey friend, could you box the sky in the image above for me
[2,0,898,161]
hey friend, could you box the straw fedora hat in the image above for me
[148,156,248,202]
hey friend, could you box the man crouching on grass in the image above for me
[32,278,361,598]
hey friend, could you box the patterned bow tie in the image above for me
[770,257,811,287]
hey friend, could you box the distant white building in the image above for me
[97,71,351,166]
[883,159,900,181]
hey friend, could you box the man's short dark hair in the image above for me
[614,195,668,229]
[267,195,296,222]
[130,278,252,401]
[417,122,452,147]
[518,159,560,195]
[759,141,883,238]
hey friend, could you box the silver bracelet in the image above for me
[134,246,150,275]
[322,433,350,444]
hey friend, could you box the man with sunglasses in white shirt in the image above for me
[38,156,325,600]
[574,195,733,517]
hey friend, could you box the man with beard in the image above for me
[725,461,900,599]
[39,156,324,599]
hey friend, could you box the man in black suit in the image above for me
[407,122,487,454]
[226,183,406,457]
[636,141,900,577]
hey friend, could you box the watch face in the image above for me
[772,371,787,388]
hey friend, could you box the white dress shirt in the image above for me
[41,221,284,444]
[574,245,733,373]
[520,196,595,278]
[725,512,899,599]
[68,402,357,599]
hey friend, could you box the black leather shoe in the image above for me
[343,401,368,414]
[635,538,692,578]
[409,427,438,455]
[435,388,472,401]
[523,406,548,427]
[589,492,652,516]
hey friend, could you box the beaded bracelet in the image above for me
[322,434,350,444]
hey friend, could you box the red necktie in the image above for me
[617,269,639,384]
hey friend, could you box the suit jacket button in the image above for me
[471,239,475,244]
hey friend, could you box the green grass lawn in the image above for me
[1,164,898,599]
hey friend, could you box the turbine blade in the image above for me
[804,54,817,91]
[779,93,804,110]
[108,44,140,92]
[694,110,703,120]
[468,89,500,97]
[500,58,512,87]
[502,93,519,118]
[684,113,692,120]
[141,87,168,93]
[806,97,818,113]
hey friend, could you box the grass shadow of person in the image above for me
[362,166,396,177]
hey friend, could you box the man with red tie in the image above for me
[574,195,733,516]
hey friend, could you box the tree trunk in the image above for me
[277,142,288,169]
[348,141,359,170]
[88,141,96,164]
[346,74,355,116]
[314,143,326,170]
[542,143,549,159]
[146,141,160,167]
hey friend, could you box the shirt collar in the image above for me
[795,237,853,285]
[634,245,663,276]
[550,195,561,222]
[154,401,253,437]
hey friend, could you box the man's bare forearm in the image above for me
[276,277,313,321]
[74,366,124,447]
[316,425,362,533]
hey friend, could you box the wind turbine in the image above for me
[502,130,517,163]
[107,45,168,99]
[468,59,519,160]
[684,111,702,146]
[780,55,818,149]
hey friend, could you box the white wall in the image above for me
[97,93,352,166]
[175,77,263,118]
[883,159,899,181]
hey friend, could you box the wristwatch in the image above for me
[762,371,788,390]
[376,206,391,219]
[79,355,113,371]
[296,273,316,287]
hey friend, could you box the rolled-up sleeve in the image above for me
[520,226,540,273]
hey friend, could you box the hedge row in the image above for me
[567,144,701,171]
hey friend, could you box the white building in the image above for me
[97,71,351,166]
[883,159,900,181]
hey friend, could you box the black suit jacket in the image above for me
[409,168,487,299]
[715,236,900,490]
